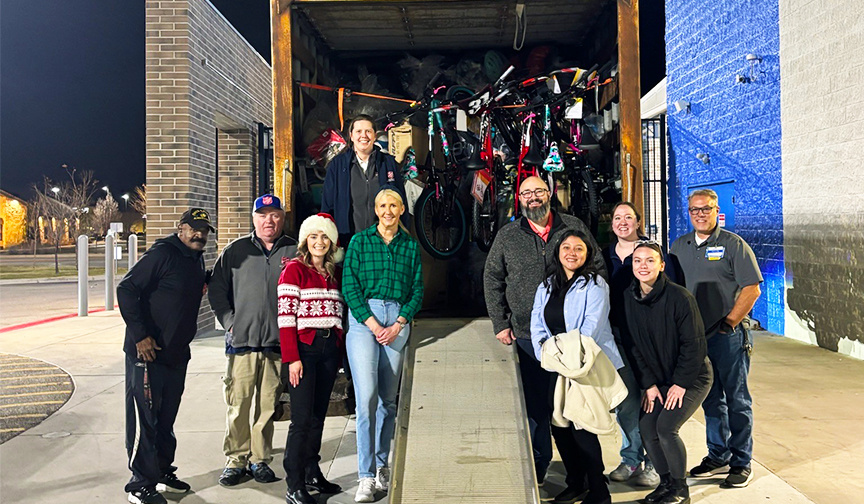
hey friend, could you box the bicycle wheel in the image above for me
[472,182,498,253]
[570,170,600,235]
[414,186,467,260]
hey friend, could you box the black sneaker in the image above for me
[156,472,191,493]
[553,485,589,504]
[305,473,341,494]
[218,467,246,487]
[248,462,280,483]
[722,466,753,488]
[688,456,730,477]
[128,486,167,504]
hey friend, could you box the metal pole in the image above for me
[105,233,115,310]
[128,234,138,269]
[77,235,89,317]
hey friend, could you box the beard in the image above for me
[521,199,550,223]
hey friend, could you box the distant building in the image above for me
[0,189,28,249]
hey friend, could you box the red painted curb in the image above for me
[0,306,117,333]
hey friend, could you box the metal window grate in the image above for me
[641,115,668,250]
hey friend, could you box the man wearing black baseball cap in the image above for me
[209,194,298,487]
[118,208,213,504]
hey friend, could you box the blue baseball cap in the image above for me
[254,194,282,212]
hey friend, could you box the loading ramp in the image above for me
[390,318,540,504]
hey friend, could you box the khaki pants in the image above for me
[223,351,283,468]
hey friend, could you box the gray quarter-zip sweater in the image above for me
[484,211,606,340]
[208,232,297,349]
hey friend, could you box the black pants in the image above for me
[124,356,187,492]
[283,334,341,491]
[551,425,608,496]
[516,338,554,475]
[640,360,713,479]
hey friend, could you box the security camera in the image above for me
[672,100,690,113]
[735,74,749,84]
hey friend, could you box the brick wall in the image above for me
[146,0,272,329]
[665,0,784,333]
[780,1,864,359]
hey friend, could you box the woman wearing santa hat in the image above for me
[277,213,346,504]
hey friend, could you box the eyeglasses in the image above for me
[519,188,549,199]
[688,206,716,215]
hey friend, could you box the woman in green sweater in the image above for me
[342,187,423,503]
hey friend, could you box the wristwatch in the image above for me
[398,321,407,329]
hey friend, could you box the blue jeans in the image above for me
[703,324,753,467]
[515,338,553,477]
[615,345,647,467]
[346,300,409,478]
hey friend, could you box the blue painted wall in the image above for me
[665,0,784,333]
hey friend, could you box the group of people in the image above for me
[486,178,762,504]
[118,116,422,504]
[117,112,762,504]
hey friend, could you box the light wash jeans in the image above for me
[615,342,648,468]
[346,300,409,478]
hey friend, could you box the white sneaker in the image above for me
[375,466,390,492]
[634,462,661,487]
[355,477,376,503]
[609,462,639,482]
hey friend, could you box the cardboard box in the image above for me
[388,122,429,164]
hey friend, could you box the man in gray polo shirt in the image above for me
[670,189,762,489]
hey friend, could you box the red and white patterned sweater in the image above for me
[277,259,345,363]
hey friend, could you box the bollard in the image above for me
[105,234,115,310]
[77,235,89,317]
[128,234,138,269]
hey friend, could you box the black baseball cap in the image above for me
[179,208,216,232]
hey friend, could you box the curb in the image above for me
[0,306,118,333]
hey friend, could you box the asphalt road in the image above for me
[0,253,79,268]
[0,280,120,328]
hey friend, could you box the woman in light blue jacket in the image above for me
[530,229,622,504]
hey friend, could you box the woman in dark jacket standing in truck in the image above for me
[624,242,713,504]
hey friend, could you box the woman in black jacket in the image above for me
[624,242,713,504]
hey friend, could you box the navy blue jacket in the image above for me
[321,147,408,242]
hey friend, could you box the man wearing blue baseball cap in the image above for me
[209,194,298,487]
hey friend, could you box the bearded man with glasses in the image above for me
[670,189,762,489]
[484,176,606,491]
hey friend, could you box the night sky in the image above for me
[0,0,663,201]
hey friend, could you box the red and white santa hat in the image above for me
[298,212,344,263]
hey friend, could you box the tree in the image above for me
[31,166,98,274]
[128,184,146,216]
[92,193,120,237]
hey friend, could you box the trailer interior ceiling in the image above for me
[291,0,613,52]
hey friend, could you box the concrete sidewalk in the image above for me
[0,311,859,503]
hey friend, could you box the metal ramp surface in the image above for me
[390,318,540,504]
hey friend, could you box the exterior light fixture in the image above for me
[696,153,710,164]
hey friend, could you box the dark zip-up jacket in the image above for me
[118,234,207,367]
[321,147,408,241]
[208,232,297,349]
[484,211,606,340]
[623,272,708,389]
